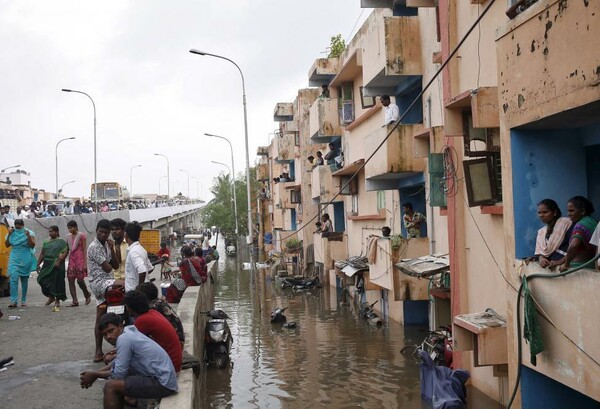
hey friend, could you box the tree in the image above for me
[328,34,346,58]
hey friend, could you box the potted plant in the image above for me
[285,238,302,252]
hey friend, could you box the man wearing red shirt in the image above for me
[124,290,182,372]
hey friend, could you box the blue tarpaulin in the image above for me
[419,350,470,409]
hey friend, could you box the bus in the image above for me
[91,182,130,202]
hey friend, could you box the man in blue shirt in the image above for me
[80,313,177,408]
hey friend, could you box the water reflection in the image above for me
[199,246,433,409]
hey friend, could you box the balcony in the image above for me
[362,10,422,96]
[273,102,293,122]
[367,237,430,300]
[313,232,347,270]
[311,165,338,204]
[274,132,296,164]
[497,0,600,129]
[309,98,342,143]
[257,164,268,181]
[364,124,425,188]
[272,206,284,230]
[308,58,340,87]
[256,146,269,156]
[274,181,296,209]
[281,119,298,134]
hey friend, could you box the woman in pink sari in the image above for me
[66,220,92,306]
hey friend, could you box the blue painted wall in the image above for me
[521,366,599,408]
[511,129,588,258]
[290,208,297,231]
[396,80,423,125]
[403,300,429,326]
[332,201,345,232]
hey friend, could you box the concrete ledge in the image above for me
[161,260,217,409]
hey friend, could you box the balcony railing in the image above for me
[313,232,347,269]
[273,102,294,122]
[309,98,342,143]
[311,165,338,204]
[274,133,296,163]
[364,124,425,181]
[362,10,422,96]
[275,181,296,209]
[257,164,268,181]
[308,58,340,87]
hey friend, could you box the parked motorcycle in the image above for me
[280,276,319,291]
[105,284,128,323]
[359,300,383,327]
[270,307,287,323]
[203,310,233,368]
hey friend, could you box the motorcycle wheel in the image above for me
[215,352,229,369]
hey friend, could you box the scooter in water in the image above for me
[270,307,287,323]
[359,300,383,327]
[203,310,233,368]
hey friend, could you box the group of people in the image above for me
[307,143,342,172]
[1,202,60,219]
[272,172,294,184]
[532,196,600,270]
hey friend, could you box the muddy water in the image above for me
[199,248,431,409]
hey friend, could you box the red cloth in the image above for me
[134,309,182,372]
[157,248,170,260]
[180,257,207,286]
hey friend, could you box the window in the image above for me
[290,189,301,204]
[360,86,375,109]
[377,190,386,210]
[338,82,354,124]
[462,111,500,157]
[294,132,300,146]
[429,153,447,207]
[339,176,358,195]
[351,194,359,215]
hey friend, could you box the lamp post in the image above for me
[130,165,142,197]
[59,180,76,196]
[179,169,190,199]
[61,88,97,211]
[154,153,170,199]
[158,175,166,196]
[0,164,21,173]
[205,133,239,235]
[190,49,252,244]
[55,137,76,198]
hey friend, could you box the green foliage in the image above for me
[390,234,404,250]
[285,238,301,250]
[328,34,346,58]
[201,170,251,236]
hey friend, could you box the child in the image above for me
[66,220,92,306]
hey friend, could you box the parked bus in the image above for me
[91,182,130,202]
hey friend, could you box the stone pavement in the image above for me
[0,275,105,409]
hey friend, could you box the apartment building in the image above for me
[255,0,600,407]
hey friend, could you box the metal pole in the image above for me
[154,153,170,199]
[189,50,253,245]
[61,89,97,212]
[55,137,75,199]
[179,169,190,199]
[204,133,239,235]
[130,165,142,197]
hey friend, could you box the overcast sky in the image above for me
[0,1,370,200]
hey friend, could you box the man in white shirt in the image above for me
[381,95,399,125]
[590,223,600,269]
[124,222,153,291]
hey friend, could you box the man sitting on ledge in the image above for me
[80,313,178,408]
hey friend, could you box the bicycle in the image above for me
[401,326,453,367]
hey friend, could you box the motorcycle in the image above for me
[270,307,287,323]
[203,310,233,368]
[226,245,236,257]
[105,284,128,323]
[280,276,319,291]
[359,300,383,327]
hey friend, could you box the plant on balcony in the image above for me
[328,34,345,58]
[285,238,302,252]
[390,234,404,250]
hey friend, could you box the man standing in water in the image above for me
[88,219,121,363]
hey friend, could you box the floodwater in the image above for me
[199,246,430,409]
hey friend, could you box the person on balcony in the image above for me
[320,214,333,237]
[381,95,399,125]
[315,151,324,166]
[324,143,340,171]
[532,199,573,268]
[560,196,597,271]
[403,202,426,238]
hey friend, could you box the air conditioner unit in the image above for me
[342,101,354,124]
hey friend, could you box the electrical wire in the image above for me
[346,9,366,44]
[279,0,498,243]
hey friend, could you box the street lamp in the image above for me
[61,88,97,211]
[205,133,238,235]
[59,180,76,196]
[55,137,76,198]
[191,176,200,200]
[130,165,142,197]
[0,164,21,173]
[158,175,167,196]
[179,169,190,199]
[190,49,252,244]
[154,153,170,199]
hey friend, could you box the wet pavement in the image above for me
[199,246,431,409]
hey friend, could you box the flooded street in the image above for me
[199,245,429,409]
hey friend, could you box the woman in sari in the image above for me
[166,246,207,303]
[533,199,573,268]
[37,226,68,311]
[560,196,598,272]
[5,219,36,308]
